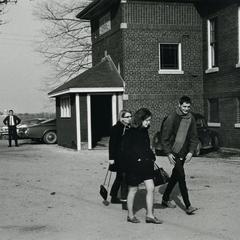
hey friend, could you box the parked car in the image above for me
[25,119,57,144]
[0,118,46,139]
[17,118,46,138]
[152,113,219,156]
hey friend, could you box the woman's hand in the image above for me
[109,160,115,165]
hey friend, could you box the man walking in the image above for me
[3,110,21,147]
[161,96,199,215]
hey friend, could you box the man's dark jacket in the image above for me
[3,115,21,127]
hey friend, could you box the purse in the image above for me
[153,162,169,186]
[99,169,112,201]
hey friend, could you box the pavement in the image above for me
[0,139,239,240]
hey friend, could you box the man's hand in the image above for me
[167,153,176,165]
[109,160,115,165]
[185,152,193,163]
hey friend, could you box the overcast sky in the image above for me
[0,0,55,114]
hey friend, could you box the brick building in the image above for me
[49,0,240,150]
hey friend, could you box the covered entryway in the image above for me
[48,55,125,151]
[91,95,112,147]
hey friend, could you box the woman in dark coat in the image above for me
[109,109,132,204]
[123,108,163,224]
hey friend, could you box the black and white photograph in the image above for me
[0,0,240,239]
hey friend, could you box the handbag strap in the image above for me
[154,162,160,170]
[103,169,112,188]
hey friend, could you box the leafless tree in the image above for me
[0,0,17,25]
[35,0,92,86]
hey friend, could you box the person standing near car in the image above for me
[108,109,132,208]
[161,96,199,215]
[3,110,21,147]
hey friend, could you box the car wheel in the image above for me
[195,142,202,156]
[43,131,57,144]
[212,135,219,150]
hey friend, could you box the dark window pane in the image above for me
[160,44,178,69]
[209,98,219,122]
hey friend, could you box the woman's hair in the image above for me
[118,109,132,121]
[131,108,152,128]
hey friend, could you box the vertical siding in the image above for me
[56,94,77,149]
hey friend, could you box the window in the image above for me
[60,96,71,118]
[208,98,219,123]
[159,43,184,74]
[206,18,219,73]
[236,97,240,123]
[236,7,240,67]
[99,13,111,36]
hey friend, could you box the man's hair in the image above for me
[179,96,191,105]
[118,109,132,120]
[131,108,152,128]
[9,110,13,113]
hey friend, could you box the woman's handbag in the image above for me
[99,169,112,201]
[153,162,169,186]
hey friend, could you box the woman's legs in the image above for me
[144,179,155,218]
[127,186,138,218]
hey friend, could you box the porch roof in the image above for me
[48,56,124,98]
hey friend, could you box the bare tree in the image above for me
[0,0,17,25]
[35,0,92,86]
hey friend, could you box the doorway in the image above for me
[91,95,112,148]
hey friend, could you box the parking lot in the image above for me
[0,140,239,240]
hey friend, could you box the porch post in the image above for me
[87,94,92,149]
[118,94,123,113]
[112,94,117,125]
[75,93,81,151]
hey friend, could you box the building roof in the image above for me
[76,0,120,20]
[48,56,124,97]
[77,0,238,20]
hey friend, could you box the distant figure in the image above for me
[161,96,199,215]
[108,109,132,209]
[3,110,21,147]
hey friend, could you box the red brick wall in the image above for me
[91,1,204,138]
[203,4,240,147]
[121,1,204,135]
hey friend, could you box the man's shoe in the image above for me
[127,216,140,223]
[110,197,122,204]
[162,200,176,208]
[186,206,198,215]
[8,146,11,147]
[145,216,163,224]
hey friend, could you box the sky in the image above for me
[0,0,56,114]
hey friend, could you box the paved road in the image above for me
[0,140,239,240]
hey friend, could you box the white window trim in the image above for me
[208,122,221,127]
[236,7,240,68]
[234,123,240,128]
[158,43,184,75]
[60,96,71,118]
[205,19,218,73]
[235,97,240,127]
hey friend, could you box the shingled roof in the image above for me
[48,56,124,97]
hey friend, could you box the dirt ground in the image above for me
[0,140,239,240]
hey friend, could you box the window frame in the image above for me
[235,97,240,127]
[99,12,111,36]
[205,18,219,74]
[158,43,184,74]
[236,7,240,68]
[207,98,221,127]
[60,96,71,118]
